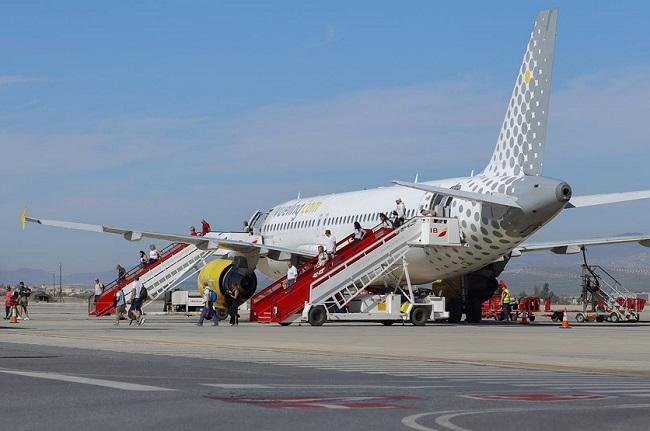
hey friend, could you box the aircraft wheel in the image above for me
[446,299,462,323]
[465,298,483,324]
[410,306,428,326]
[308,306,327,326]
[216,308,229,321]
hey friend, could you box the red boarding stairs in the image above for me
[88,243,189,317]
[249,226,394,324]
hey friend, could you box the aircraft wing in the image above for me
[565,190,650,208]
[22,212,316,259]
[513,235,650,255]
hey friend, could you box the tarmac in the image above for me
[2,302,650,431]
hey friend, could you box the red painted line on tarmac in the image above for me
[205,394,421,409]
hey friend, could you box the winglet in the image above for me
[20,207,27,231]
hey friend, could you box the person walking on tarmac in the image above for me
[197,282,218,326]
[227,286,240,326]
[500,283,513,321]
[113,286,127,326]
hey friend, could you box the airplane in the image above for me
[21,9,650,323]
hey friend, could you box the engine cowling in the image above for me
[197,258,257,310]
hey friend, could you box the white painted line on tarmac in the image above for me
[0,369,175,392]
[203,384,272,388]
[203,383,453,389]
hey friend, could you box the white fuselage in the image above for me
[255,174,565,284]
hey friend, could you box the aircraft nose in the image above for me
[556,182,572,202]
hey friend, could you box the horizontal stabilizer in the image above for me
[566,190,650,208]
[393,181,522,209]
[514,234,650,255]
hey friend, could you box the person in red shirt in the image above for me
[201,219,211,236]
[4,286,11,320]
[189,226,197,236]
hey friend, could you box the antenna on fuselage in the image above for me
[297,192,301,199]
[414,173,419,183]
[470,170,474,177]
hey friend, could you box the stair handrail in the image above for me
[90,243,187,315]
[310,217,420,289]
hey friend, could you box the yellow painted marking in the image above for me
[524,69,532,85]
[20,207,27,231]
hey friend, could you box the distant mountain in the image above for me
[4,239,649,293]
[0,268,116,287]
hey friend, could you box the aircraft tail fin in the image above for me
[483,9,558,177]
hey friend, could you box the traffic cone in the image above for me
[9,306,18,324]
[561,308,570,329]
[520,312,529,325]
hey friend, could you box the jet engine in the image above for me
[197,257,257,312]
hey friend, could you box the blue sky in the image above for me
[2,1,650,274]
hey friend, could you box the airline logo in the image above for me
[431,227,448,238]
[273,200,323,217]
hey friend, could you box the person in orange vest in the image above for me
[189,226,197,236]
[500,284,513,321]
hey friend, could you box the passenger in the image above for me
[139,251,148,267]
[197,282,219,327]
[395,198,406,226]
[94,278,104,303]
[201,219,211,236]
[389,211,399,228]
[129,277,145,326]
[148,244,161,264]
[189,226,197,236]
[353,221,366,242]
[4,286,11,320]
[18,282,31,320]
[116,264,127,281]
[324,230,337,260]
[227,287,240,326]
[379,213,393,229]
[113,286,127,326]
[420,208,436,217]
[286,262,298,292]
[315,245,329,268]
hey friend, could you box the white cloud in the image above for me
[311,23,343,47]
[0,75,47,87]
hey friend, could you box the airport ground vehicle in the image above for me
[483,294,541,322]
[171,290,203,312]
[576,250,647,323]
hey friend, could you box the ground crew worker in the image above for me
[501,284,513,320]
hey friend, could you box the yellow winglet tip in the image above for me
[20,207,27,231]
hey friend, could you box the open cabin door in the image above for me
[418,192,454,217]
